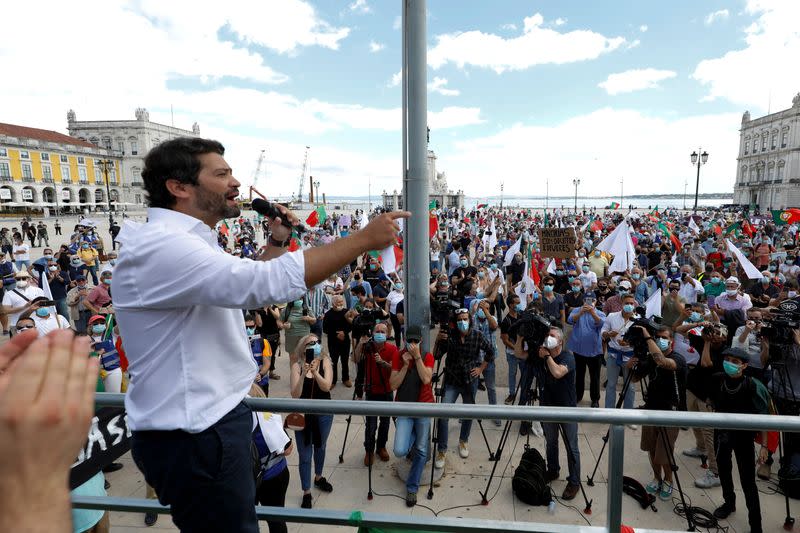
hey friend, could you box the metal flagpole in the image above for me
[404,0,430,353]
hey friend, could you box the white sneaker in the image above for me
[458,440,469,459]
[683,447,705,458]
[531,422,544,437]
[435,451,446,469]
[695,470,721,488]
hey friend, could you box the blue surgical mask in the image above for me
[515,303,525,312]
[543,285,554,293]
[532,292,540,300]
[710,277,720,284]
[103,279,112,285]
[476,290,485,299]
[91,324,105,335]
[373,332,387,344]
[460,259,468,267]
[594,251,601,257]
[489,263,497,270]
[43,255,53,260]
[618,289,629,296]
[556,270,564,276]
[761,276,770,284]
[571,285,581,293]
[477,309,486,319]
[581,265,590,272]
[722,360,741,377]
[395,283,404,290]
[35,307,49,317]
[632,274,641,280]
[312,343,322,357]
[656,338,670,351]
[294,300,303,308]
[246,327,255,335]
[689,312,701,322]
[623,304,635,313]
[457,320,469,332]
[478,271,485,279]
[370,264,378,270]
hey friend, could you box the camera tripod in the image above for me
[655,424,695,531]
[769,360,797,530]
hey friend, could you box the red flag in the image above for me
[288,238,301,252]
[429,212,439,239]
[742,220,754,237]
[305,210,319,227]
[590,219,604,232]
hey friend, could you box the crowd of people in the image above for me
[3,136,799,533]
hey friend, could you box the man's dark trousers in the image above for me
[131,402,258,532]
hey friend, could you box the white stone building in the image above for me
[733,93,800,210]
[382,149,464,210]
[67,108,200,206]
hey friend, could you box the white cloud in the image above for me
[627,39,641,49]
[693,1,800,111]
[704,9,730,26]
[554,18,567,26]
[639,24,648,32]
[428,12,626,73]
[388,71,402,87]
[349,0,370,14]
[598,68,677,95]
[443,108,740,196]
[369,40,385,52]
[501,23,517,31]
[428,77,460,96]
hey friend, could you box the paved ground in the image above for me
[4,213,790,532]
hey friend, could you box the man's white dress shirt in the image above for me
[114,208,307,432]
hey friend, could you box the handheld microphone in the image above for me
[251,198,306,233]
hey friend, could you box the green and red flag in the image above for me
[429,212,439,239]
[772,209,800,225]
[526,244,540,286]
[724,222,741,237]
[590,218,604,232]
[649,205,660,218]
[607,202,620,210]
[476,203,488,209]
[305,205,328,227]
[287,231,301,252]
[656,221,681,251]
[742,219,755,237]
[219,220,230,236]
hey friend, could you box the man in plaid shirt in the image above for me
[306,284,330,338]
[434,308,494,468]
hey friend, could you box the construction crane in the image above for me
[248,149,266,202]
[297,146,310,205]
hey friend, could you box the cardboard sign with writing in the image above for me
[538,228,577,259]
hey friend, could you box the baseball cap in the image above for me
[726,276,740,285]
[88,315,106,325]
[406,325,423,343]
[14,270,30,279]
[619,280,632,290]
[722,347,749,362]
[75,275,86,281]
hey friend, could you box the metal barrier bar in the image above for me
[71,496,606,533]
[606,425,625,533]
[97,393,800,432]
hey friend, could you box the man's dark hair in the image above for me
[351,285,366,296]
[141,137,225,209]
[244,313,255,323]
[506,293,520,306]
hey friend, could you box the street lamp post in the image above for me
[620,177,624,208]
[98,159,114,227]
[313,180,320,206]
[690,149,709,212]
[572,178,581,214]
[500,182,504,209]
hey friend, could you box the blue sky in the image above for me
[2,0,799,198]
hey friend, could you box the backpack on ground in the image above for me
[512,447,551,506]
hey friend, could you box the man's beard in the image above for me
[195,185,240,220]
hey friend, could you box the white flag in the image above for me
[597,220,635,273]
[688,217,700,235]
[488,219,498,251]
[504,236,522,266]
[726,239,762,280]
[546,258,557,274]
[381,245,398,274]
[645,288,662,319]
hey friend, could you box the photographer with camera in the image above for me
[629,326,687,501]
[434,308,495,467]
[732,308,768,384]
[708,347,771,533]
[470,298,500,425]
[601,294,638,413]
[501,293,526,405]
[514,326,581,500]
[354,322,398,466]
[567,291,605,408]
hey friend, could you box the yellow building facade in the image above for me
[0,122,123,213]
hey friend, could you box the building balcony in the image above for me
[22,176,34,182]
[79,179,90,185]
[42,177,54,183]
[0,175,12,182]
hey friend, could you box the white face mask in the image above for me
[726,289,738,296]
[544,335,559,350]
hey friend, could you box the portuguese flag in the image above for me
[287,230,301,252]
[724,222,741,236]
[772,209,800,225]
[476,203,488,209]
[656,221,681,251]
[607,202,620,210]
[305,205,328,227]
[742,219,755,237]
[649,205,660,217]
[219,220,230,236]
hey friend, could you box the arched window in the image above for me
[102,136,112,149]
[90,137,100,146]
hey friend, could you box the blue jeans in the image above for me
[294,414,333,491]
[605,355,635,409]
[15,259,30,270]
[483,359,497,407]
[87,264,98,285]
[437,380,478,451]
[430,260,440,272]
[542,420,581,485]
[393,417,431,493]
[55,298,69,320]
[310,318,323,339]
[506,350,526,395]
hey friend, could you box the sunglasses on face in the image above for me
[16,325,34,331]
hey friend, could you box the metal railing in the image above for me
[78,393,800,532]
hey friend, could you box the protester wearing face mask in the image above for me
[747,271,779,308]
[435,309,495,467]
[386,279,405,347]
[389,326,434,507]
[500,294,527,404]
[245,314,271,396]
[703,270,725,307]
[553,263,571,294]
[88,314,123,394]
[354,322,398,466]
[578,261,598,292]
[322,295,356,388]
[290,335,334,510]
[678,266,704,304]
[28,297,70,336]
[594,277,613,308]
[587,249,608,278]
[505,252,525,295]
[363,257,385,290]
[78,241,99,285]
[602,279,632,315]
[446,242,462,277]
[541,275,566,326]
[708,347,771,533]
[11,236,30,271]
[471,298,500,425]
[633,327,687,498]
[601,294,638,414]
[713,277,752,315]
[780,255,800,281]
[67,254,90,284]
[0,254,18,335]
[83,269,114,317]
[515,327,581,500]
[567,292,605,408]
[0,270,44,336]
[630,268,649,305]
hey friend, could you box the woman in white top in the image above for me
[385,281,405,347]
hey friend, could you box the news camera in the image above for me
[352,308,384,339]
[509,309,552,352]
[622,313,661,378]
[762,300,800,363]
[431,292,461,328]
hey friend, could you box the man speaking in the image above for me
[113,137,408,532]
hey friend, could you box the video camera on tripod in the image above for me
[352,308,384,339]
[509,309,552,352]
[431,292,461,329]
[621,313,661,378]
[762,300,800,363]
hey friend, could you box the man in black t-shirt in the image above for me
[252,305,283,379]
[500,293,525,404]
